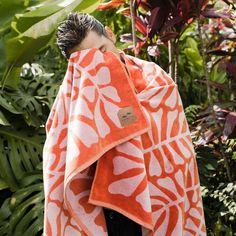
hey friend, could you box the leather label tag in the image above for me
[118,106,137,127]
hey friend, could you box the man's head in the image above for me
[56,12,119,59]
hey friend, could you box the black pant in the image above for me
[104,208,142,236]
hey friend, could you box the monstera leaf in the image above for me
[0,124,44,236]
[0,169,44,236]
[0,125,44,191]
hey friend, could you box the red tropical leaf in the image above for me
[135,16,148,35]
[223,112,236,140]
[120,33,133,43]
[97,0,125,10]
[118,8,148,36]
[117,7,130,15]
[160,16,183,34]
[160,31,179,42]
[198,79,236,94]
[207,48,234,56]
[225,61,236,81]
[201,7,232,19]
[148,6,168,36]
[135,40,146,54]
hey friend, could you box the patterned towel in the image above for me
[43,48,206,235]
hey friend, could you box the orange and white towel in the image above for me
[43,48,206,235]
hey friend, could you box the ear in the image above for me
[105,26,116,43]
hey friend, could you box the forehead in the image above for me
[79,30,105,50]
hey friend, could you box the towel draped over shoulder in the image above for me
[43,48,206,236]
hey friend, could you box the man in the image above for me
[56,12,143,236]
[56,13,121,60]
[43,12,206,236]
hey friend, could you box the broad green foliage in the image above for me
[1,0,101,89]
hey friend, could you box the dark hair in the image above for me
[56,12,107,59]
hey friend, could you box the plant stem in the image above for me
[168,39,175,80]
[174,39,179,84]
[130,0,137,57]
[197,18,212,104]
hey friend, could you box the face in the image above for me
[68,27,120,57]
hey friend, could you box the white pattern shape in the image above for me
[153,207,169,235]
[115,141,143,158]
[59,132,67,149]
[137,87,157,101]
[178,111,186,135]
[64,226,82,236]
[60,210,69,236]
[49,175,64,201]
[185,218,201,234]
[175,169,184,187]
[165,86,177,109]
[135,185,152,212]
[84,50,104,71]
[176,139,191,159]
[159,147,174,173]
[151,108,163,144]
[103,100,122,128]
[167,110,178,139]
[157,177,180,200]
[166,143,185,165]
[189,208,202,220]
[94,99,110,138]
[94,66,111,85]
[100,86,121,102]
[170,205,182,236]
[108,173,144,196]
[148,182,172,201]
[149,151,162,176]
[149,86,169,108]
[75,97,93,119]
[82,86,96,102]
[48,202,61,236]
[67,131,81,162]
[112,156,143,175]
[69,120,98,148]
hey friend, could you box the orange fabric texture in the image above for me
[43,48,206,235]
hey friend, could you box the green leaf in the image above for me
[0,90,22,114]
[2,0,100,88]
[0,183,44,235]
[0,178,9,190]
[0,0,26,29]
[9,185,44,231]
[6,89,44,127]
[183,48,203,70]
[210,64,227,84]
[0,198,11,220]
[0,110,10,126]
[185,37,199,52]
[0,126,44,191]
